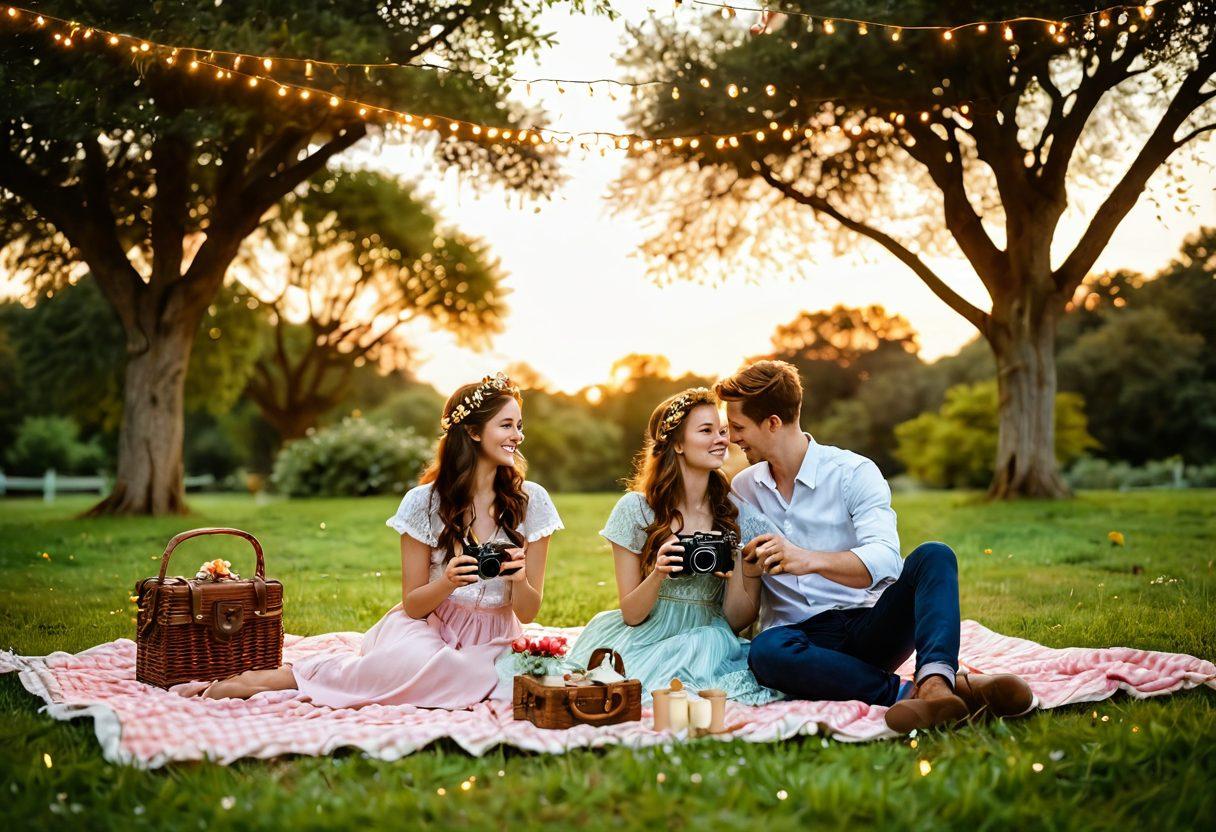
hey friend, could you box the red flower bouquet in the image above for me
[511,634,569,676]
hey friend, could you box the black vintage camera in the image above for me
[672,530,737,576]
[464,540,518,580]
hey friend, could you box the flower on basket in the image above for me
[511,635,568,675]
[195,558,240,582]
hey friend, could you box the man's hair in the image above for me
[714,360,803,426]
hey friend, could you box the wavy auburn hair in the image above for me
[419,380,528,561]
[627,388,739,576]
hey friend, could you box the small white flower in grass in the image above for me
[1032,762,1044,773]
[918,759,932,776]
[776,790,788,800]
[1049,750,1065,762]
[656,772,667,783]
[43,753,52,768]
[319,522,327,530]
[221,796,236,810]
[690,773,702,784]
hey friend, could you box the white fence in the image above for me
[0,470,215,502]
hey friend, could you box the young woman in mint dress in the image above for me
[568,388,781,706]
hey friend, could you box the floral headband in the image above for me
[655,388,714,444]
[440,372,520,435]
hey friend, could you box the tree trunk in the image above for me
[86,303,198,516]
[986,297,1071,500]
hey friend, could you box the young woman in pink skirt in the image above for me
[197,373,563,708]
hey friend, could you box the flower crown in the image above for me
[655,388,714,444]
[440,372,520,434]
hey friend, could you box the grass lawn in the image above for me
[0,490,1213,831]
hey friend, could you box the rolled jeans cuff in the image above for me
[915,662,957,688]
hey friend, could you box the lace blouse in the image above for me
[386,481,563,609]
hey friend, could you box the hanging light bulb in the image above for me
[671,86,680,99]
[858,23,868,35]
[727,83,739,98]
[765,83,776,96]
[891,28,902,41]
[943,30,953,41]
[1004,25,1014,41]
[824,19,836,34]
[977,23,988,34]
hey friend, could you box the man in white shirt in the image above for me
[715,360,1033,733]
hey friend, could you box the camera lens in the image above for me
[691,546,716,573]
[480,556,502,578]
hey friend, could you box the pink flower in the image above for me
[510,636,530,653]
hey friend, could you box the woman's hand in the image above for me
[501,546,529,583]
[443,554,479,588]
[652,537,685,580]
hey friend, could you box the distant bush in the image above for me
[1066,456,1216,489]
[4,416,107,475]
[894,380,1096,489]
[271,417,433,497]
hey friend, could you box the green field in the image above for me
[1,491,1213,831]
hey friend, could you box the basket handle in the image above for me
[567,687,627,724]
[588,647,626,676]
[156,527,266,584]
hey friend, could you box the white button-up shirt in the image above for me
[732,435,903,630]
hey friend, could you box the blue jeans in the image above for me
[747,542,961,706]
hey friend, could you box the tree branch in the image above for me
[900,121,1006,294]
[754,161,989,334]
[1054,46,1216,293]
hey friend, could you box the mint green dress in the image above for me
[567,492,783,706]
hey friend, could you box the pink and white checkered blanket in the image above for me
[2,620,1212,768]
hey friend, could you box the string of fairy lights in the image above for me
[0,2,1167,154]
[698,0,1161,43]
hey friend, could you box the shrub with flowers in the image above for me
[511,635,569,676]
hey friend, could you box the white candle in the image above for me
[668,691,689,731]
[689,696,712,730]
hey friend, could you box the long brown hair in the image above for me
[627,388,739,575]
[419,379,528,560]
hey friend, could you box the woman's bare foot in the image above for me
[203,666,298,700]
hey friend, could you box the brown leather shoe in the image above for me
[883,681,969,734]
[954,673,1036,719]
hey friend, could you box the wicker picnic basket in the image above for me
[512,648,642,729]
[135,528,284,688]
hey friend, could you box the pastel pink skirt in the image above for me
[292,598,522,709]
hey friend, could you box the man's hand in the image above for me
[744,533,818,576]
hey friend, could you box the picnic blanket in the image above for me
[2,620,1212,768]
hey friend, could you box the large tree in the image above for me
[240,169,506,440]
[616,1,1216,498]
[0,0,594,514]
